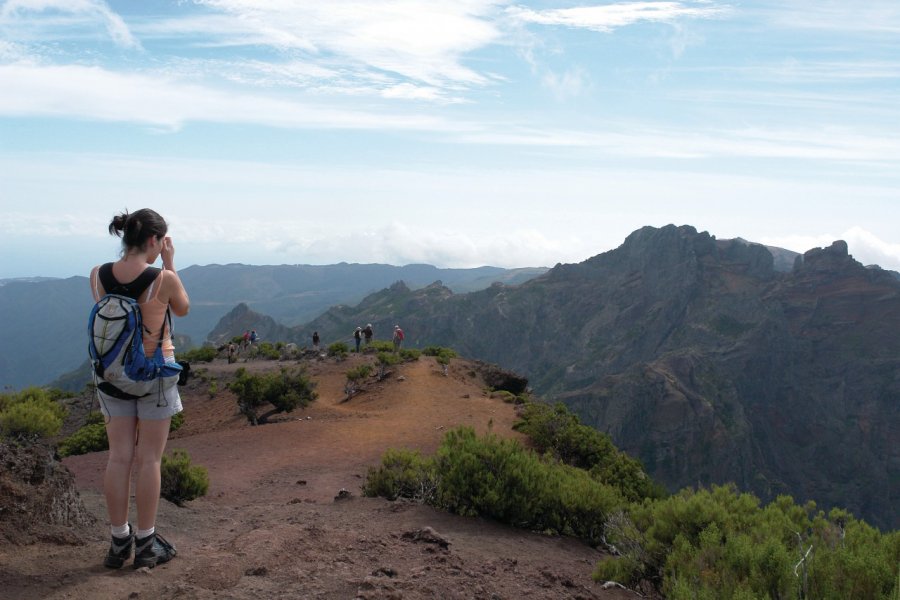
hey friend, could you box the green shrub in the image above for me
[345,364,374,399]
[160,449,209,506]
[328,342,349,360]
[423,346,457,358]
[596,485,900,599]
[490,389,517,403]
[0,387,68,440]
[208,379,218,398]
[398,348,421,361]
[228,367,317,425]
[376,351,400,379]
[85,410,106,425]
[169,411,185,432]
[364,427,623,546]
[434,427,621,545]
[255,342,281,360]
[363,447,437,502]
[1,402,63,439]
[367,340,394,353]
[346,364,374,382]
[514,401,664,503]
[58,422,108,457]
[176,344,218,363]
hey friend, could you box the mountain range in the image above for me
[208,225,899,530]
[4,224,898,529]
[0,263,544,390]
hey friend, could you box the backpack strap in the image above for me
[98,263,161,300]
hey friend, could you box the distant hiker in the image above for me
[90,208,186,570]
[392,325,404,352]
[242,330,250,350]
[353,327,362,352]
[363,323,374,346]
[227,342,237,364]
[249,329,259,345]
[312,331,320,351]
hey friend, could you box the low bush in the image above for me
[514,401,665,503]
[160,448,209,506]
[254,342,281,360]
[346,364,374,381]
[176,344,218,363]
[328,342,349,360]
[376,351,400,379]
[58,422,108,457]
[0,387,68,440]
[595,486,900,599]
[366,340,395,353]
[345,364,374,399]
[229,367,317,425]
[398,348,421,361]
[490,389,517,403]
[364,427,623,546]
[170,411,185,432]
[363,447,437,502]
[423,346,457,358]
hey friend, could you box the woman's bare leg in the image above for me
[104,416,138,526]
[133,418,172,531]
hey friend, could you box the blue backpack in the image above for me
[88,264,182,400]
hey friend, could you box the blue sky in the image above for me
[1,0,898,278]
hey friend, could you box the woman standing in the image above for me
[89,208,189,569]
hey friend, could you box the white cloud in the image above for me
[541,66,589,101]
[0,212,103,237]
[182,1,505,88]
[0,63,464,131]
[0,0,140,48]
[201,220,575,269]
[508,1,727,33]
[760,0,900,34]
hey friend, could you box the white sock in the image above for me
[136,526,155,540]
[111,523,130,538]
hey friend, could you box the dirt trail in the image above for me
[0,354,633,600]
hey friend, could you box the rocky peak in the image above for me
[208,302,293,345]
[793,240,855,272]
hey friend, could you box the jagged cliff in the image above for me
[243,225,898,529]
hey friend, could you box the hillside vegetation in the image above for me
[1,346,898,598]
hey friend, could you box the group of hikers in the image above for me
[224,324,406,363]
[311,324,405,354]
[351,323,404,352]
[226,329,259,363]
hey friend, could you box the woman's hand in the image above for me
[161,236,176,270]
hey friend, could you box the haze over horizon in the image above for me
[1,1,899,279]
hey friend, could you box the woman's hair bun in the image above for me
[109,212,129,237]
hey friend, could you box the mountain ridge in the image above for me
[226,225,898,529]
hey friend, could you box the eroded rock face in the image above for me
[0,441,94,545]
[473,362,529,395]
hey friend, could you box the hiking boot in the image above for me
[133,532,177,569]
[103,527,134,569]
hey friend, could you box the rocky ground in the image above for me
[0,353,637,600]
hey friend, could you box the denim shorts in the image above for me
[98,381,183,420]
